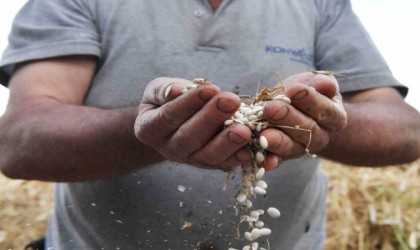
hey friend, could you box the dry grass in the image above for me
[0,159,419,249]
[323,160,420,250]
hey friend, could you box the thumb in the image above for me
[142,77,193,106]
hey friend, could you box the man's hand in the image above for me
[259,72,348,169]
[134,77,253,170]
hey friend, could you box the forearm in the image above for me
[0,99,163,182]
[319,98,420,166]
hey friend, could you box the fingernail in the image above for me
[292,89,308,100]
[164,82,175,99]
[228,131,247,144]
[199,89,217,101]
[272,106,289,121]
[217,97,238,113]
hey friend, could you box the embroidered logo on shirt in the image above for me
[265,45,314,66]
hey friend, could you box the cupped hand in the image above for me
[259,72,348,170]
[134,77,253,170]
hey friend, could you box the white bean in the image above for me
[256,123,262,132]
[192,78,206,84]
[240,107,252,114]
[251,242,258,250]
[256,168,265,180]
[236,192,247,203]
[224,119,234,126]
[244,199,253,208]
[247,114,258,121]
[254,186,266,195]
[259,136,268,149]
[255,151,265,163]
[259,228,272,236]
[257,180,268,189]
[255,221,264,228]
[250,210,260,218]
[234,112,245,120]
[250,228,261,240]
[244,231,253,242]
[267,207,281,218]
[244,109,257,117]
[273,94,291,103]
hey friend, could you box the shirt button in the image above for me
[193,9,205,17]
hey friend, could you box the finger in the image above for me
[263,99,329,151]
[142,77,192,106]
[286,83,347,132]
[168,92,242,157]
[306,73,339,99]
[259,153,281,171]
[135,83,221,144]
[283,71,339,99]
[188,124,252,167]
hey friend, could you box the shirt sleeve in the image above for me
[0,0,100,87]
[314,0,408,96]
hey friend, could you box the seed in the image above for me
[246,122,256,130]
[273,94,291,104]
[251,242,258,250]
[236,192,247,203]
[256,168,265,180]
[233,118,245,125]
[257,180,268,189]
[254,186,266,195]
[259,228,272,236]
[224,119,234,126]
[244,108,260,117]
[247,114,258,121]
[244,199,253,208]
[259,136,268,149]
[257,209,265,215]
[250,210,260,218]
[256,123,263,132]
[241,107,252,114]
[242,246,250,250]
[267,207,281,218]
[244,231,253,241]
[255,151,265,163]
[192,78,206,84]
[234,112,245,120]
[255,221,264,228]
[250,228,260,240]
[228,248,238,250]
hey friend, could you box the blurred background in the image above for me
[0,1,419,249]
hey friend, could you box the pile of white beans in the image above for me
[182,78,312,250]
[224,95,286,250]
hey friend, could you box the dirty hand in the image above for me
[260,71,347,170]
[134,77,253,170]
